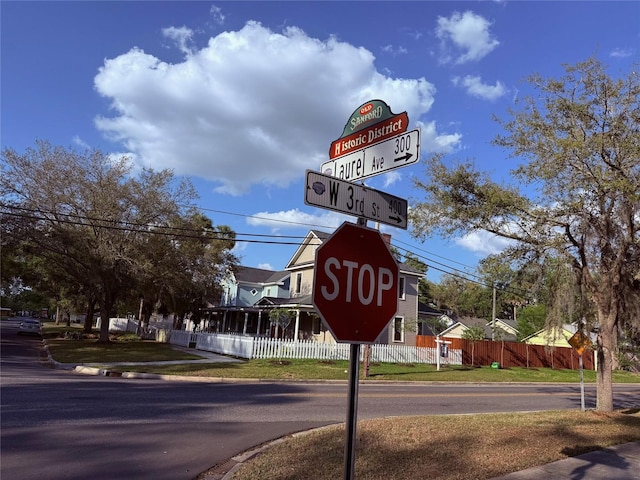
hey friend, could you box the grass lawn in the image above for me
[42,323,640,383]
[128,359,640,383]
[216,409,640,480]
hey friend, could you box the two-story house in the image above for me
[202,265,290,335]
[204,226,424,345]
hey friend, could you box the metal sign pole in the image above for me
[344,343,361,480]
[579,354,585,411]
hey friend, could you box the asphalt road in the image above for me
[2,319,639,480]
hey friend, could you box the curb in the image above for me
[198,424,339,480]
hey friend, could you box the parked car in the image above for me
[18,318,42,336]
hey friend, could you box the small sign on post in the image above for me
[568,330,592,411]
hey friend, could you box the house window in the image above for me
[393,317,404,343]
[295,272,302,294]
[250,288,258,296]
[398,276,406,300]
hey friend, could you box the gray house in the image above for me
[203,226,424,345]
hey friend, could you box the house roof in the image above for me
[285,230,331,270]
[455,316,488,328]
[284,227,423,278]
[494,318,518,331]
[418,302,444,317]
[440,317,519,341]
[232,265,289,285]
[522,323,597,343]
[399,262,423,277]
[255,295,314,308]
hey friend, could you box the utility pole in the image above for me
[491,282,497,340]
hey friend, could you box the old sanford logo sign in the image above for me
[329,99,409,160]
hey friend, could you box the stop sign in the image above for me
[313,222,399,343]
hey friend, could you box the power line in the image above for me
[1,204,534,299]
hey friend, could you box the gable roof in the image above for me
[440,317,519,341]
[284,228,424,279]
[231,265,289,285]
[285,230,331,269]
[456,316,488,328]
[522,323,597,344]
[418,302,444,317]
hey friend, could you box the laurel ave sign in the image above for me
[312,222,399,343]
[321,128,420,183]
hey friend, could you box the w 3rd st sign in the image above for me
[305,170,408,229]
[312,222,399,343]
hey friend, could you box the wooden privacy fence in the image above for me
[416,335,595,370]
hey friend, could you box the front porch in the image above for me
[196,295,332,342]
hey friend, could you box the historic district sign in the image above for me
[329,100,408,159]
[312,222,399,344]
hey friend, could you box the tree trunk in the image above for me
[98,289,114,343]
[596,317,616,411]
[83,297,96,334]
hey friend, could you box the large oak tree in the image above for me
[410,58,639,411]
[1,141,236,342]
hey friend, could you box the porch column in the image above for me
[222,311,227,333]
[243,312,249,335]
[257,311,263,337]
[294,310,300,340]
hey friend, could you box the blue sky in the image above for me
[2,1,638,281]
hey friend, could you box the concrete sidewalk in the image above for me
[44,343,242,372]
[75,345,242,368]
[490,441,640,480]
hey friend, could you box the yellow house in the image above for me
[523,323,595,348]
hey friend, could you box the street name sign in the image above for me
[312,221,399,344]
[305,170,408,229]
[321,128,420,183]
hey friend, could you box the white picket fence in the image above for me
[168,331,462,365]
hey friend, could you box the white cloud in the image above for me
[436,11,499,64]
[610,47,633,58]
[452,75,506,100]
[257,262,274,270]
[210,5,225,25]
[162,26,194,55]
[383,171,402,188]
[381,44,408,56]
[417,120,462,153]
[72,135,90,149]
[454,230,514,256]
[94,21,439,196]
[247,208,345,232]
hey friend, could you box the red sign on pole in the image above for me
[312,222,399,343]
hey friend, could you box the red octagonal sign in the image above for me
[313,222,399,343]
